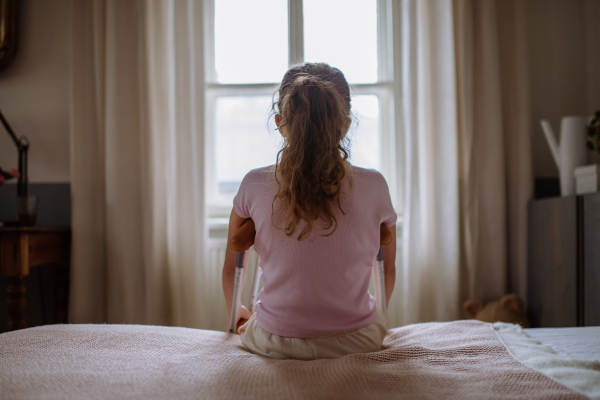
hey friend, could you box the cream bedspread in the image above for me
[0,320,589,399]
[498,323,600,400]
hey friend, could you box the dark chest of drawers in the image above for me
[528,192,600,327]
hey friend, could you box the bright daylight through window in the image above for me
[207,0,396,215]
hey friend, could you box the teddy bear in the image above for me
[464,294,530,328]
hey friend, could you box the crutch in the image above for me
[227,219,256,334]
[374,224,393,318]
[248,261,262,313]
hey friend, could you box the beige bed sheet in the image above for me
[0,320,591,399]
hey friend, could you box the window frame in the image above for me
[204,0,401,218]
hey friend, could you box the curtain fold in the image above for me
[454,0,508,304]
[398,0,532,326]
[69,0,108,325]
[70,0,209,329]
[396,0,460,326]
[496,0,533,304]
[454,0,533,306]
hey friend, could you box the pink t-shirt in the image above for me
[233,165,397,338]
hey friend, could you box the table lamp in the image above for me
[0,108,29,197]
[0,108,36,226]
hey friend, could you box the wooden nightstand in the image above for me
[0,227,71,331]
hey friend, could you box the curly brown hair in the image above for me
[271,63,353,241]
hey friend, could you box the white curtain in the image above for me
[69,0,211,329]
[395,0,532,326]
[395,0,460,326]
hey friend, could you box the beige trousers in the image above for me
[239,307,388,360]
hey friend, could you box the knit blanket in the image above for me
[0,320,588,399]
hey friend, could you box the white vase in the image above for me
[540,116,589,197]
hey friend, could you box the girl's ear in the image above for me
[275,114,282,126]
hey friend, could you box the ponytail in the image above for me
[271,63,353,241]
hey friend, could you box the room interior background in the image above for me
[0,0,599,331]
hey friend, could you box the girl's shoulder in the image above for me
[238,166,278,192]
[349,165,383,176]
[348,165,389,186]
[241,165,276,182]
[234,166,277,217]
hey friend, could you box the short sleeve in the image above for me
[378,173,397,227]
[233,174,252,219]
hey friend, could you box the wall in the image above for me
[527,0,600,178]
[0,0,70,183]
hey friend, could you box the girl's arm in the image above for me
[383,225,397,308]
[222,208,252,327]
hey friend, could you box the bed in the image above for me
[1,321,599,399]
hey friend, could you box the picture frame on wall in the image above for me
[0,0,19,72]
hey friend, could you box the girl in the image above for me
[222,63,397,360]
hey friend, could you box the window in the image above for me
[205,0,399,217]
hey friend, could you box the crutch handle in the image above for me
[380,224,393,245]
[229,219,256,252]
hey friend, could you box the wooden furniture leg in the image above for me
[1,228,71,331]
[1,233,29,331]
[7,276,27,330]
[55,266,69,324]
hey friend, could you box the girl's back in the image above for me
[234,165,396,338]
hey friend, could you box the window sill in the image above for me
[208,218,229,239]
